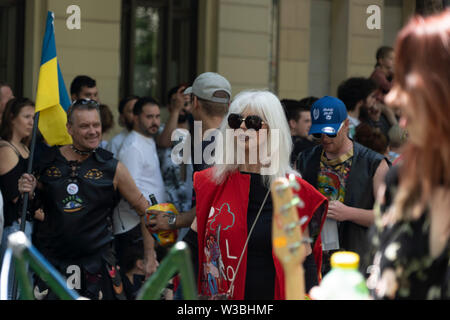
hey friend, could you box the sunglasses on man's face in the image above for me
[72,99,99,108]
[228,113,265,131]
[312,132,337,139]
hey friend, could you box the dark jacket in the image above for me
[297,142,388,264]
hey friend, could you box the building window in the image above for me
[121,0,198,104]
[0,0,25,97]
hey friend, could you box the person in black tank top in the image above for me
[0,98,36,300]
[0,144,28,226]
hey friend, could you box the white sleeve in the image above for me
[117,144,143,181]
[106,136,119,155]
[105,140,114,153]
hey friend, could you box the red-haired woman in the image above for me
[367,10,450,300]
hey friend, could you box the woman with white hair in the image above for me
[182,90,327,299]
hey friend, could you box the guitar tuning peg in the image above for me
[281,196,305,213]
[281,196,301,213]
[287,237,313,253]
[284,216,309,234]
[301,237,313,244]
[275,184,288,196]
[288,241,302,253]
[288,174,300,191]
[299,216,308,226]
[296,197,305,209]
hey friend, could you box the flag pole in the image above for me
[10,112,40,299]
[19,112,40,232]
[10,10,73,300]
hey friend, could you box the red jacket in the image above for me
[194,168,327,300]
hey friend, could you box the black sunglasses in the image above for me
[228,113,265,131]
[72,99,99,107]
[312,132,337,139]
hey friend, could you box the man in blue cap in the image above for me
[296,96,389,276]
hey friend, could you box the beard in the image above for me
[141,125,160,138]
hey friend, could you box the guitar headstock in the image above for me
[271,174,308,300]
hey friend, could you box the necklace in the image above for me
[70,144,94,156]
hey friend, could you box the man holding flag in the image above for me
[17,12,158,300]
[34,12,73,148]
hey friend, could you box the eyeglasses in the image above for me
[228,113,265,131]
[67,99,100,125]
[72,99,99,108]
[312,132,337,139]
[312,123,344,139]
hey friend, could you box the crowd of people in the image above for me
[0,9,449,300]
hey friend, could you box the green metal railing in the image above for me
[137,241,197,300]
[1,232,81,300]
[0,231,197,300]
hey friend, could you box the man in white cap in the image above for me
[148,72,231,235]
[184,72,232,173]
[147,73,231,300]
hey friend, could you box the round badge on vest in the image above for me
[67,183,79,195]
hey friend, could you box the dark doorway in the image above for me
[121,0,198,104]
[0,0,25,97]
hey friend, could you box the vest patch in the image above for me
[84,168,103,180]
[45,166,62,177]
[62,195,84,213]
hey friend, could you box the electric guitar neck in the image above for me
[271,175,307,300]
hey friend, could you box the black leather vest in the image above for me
[33,147,119,261]
[297,142,388,260]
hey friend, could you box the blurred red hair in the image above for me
[385,9,450,220]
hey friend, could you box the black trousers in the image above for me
[114,224,143,269]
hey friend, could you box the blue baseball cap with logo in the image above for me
[309,96,348,136]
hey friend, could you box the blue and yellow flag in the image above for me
[35,11,72,146]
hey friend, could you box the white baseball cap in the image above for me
[184,72,231,104]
